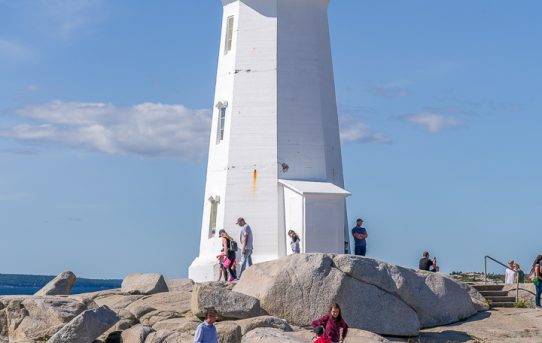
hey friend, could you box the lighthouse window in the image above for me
[216,107,226,144]
[208,198,218,238]
[224,16,234,54]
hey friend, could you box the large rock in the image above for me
[0,296,86,342]
[233,254,420,336]
[332,254,478,327]
[121,325,154,343]
[48,305,120,343]
[241,328,305,343]
[122,273,169,295]
[165,279,194,293]
[34,271,77,296]
[191,282,265,320]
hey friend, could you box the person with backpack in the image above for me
[311,303,349,343]
[530,255,542,309]
[219,229,238,281]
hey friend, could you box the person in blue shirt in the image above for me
[194,308,219,343]
[351,218,368,256]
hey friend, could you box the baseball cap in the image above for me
[236,217,244,224]
[218,229,225,235]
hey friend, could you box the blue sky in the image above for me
[1,0,541,279]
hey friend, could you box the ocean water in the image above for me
[0,285,118,296]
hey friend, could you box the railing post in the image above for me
[484,256,487,284]
[516,272,519,304]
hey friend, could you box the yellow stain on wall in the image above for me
[252,169,258,193]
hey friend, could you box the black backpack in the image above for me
[229,240,238,252]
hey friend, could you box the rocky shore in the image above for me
[0,254,490,343]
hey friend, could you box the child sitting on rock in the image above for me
[313,326,331,343]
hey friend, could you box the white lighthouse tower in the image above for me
[189,0,351,282]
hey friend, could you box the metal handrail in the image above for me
[484,255,519,303]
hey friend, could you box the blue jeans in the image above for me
[239,249,253,277]
[355,245,366,256]
[536,281,542,306]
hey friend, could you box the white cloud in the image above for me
[339,114,391,144]
[0,101,212,160]
[402,112,463,133]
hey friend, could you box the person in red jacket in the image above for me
[313,325,331,343]
[311,303,349,343]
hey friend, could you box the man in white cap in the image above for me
[236,217,253,278]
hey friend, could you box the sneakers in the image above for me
[536,305,542,310]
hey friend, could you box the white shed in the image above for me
[279,179,351,255]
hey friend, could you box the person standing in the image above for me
[194,308,219,343]
[237,217,253,278]
[505,260,516,284]
[419,251,437,272]
[288,230,301,254]
[351,218,368,256]
[530,255,542,309]
[513,263,525,283]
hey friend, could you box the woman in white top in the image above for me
[505,260,516,284]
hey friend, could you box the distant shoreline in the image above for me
[0,273,121,296]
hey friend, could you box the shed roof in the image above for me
[278,179,351,196]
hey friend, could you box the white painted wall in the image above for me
[189,0,348,282]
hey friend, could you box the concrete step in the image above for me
[473,284,504,292]
[486,296,516,303]
[490,302,516,308]
[479,290,509,297]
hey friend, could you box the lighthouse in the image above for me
[189,0,350,282]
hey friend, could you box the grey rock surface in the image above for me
[241,328,305,343]
[34,271,77,296]
[290,328,391,343]
[165,279,194,293]
[332,254,478,327]
[152,317,201,333]
[127,291,192,325]
[215,321,242,343]
[122,273,169,295]
[234,254,420,336]
[48,305,120,343]
[458,282,491,311]
[191,282,265,320]
[0,296,86,342]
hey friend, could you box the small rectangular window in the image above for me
[208,200,218,238]
[224,16,234,54]
[216,107,226,144]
